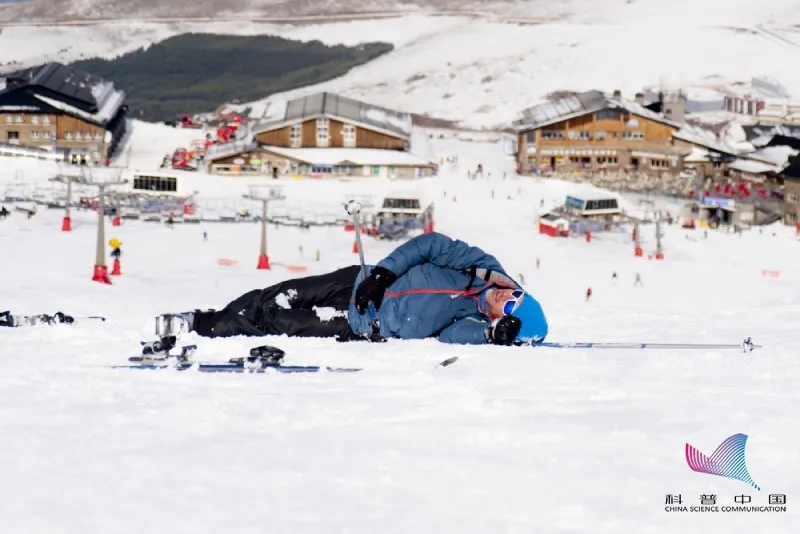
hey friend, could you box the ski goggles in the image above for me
[503,290,525,315]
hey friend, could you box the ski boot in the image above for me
[130,336,197,363]
[229,345,285,368]
[154,312,196,338]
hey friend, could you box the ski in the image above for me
[113,362,362,374]
[1,310,105,328]
[534,338,759,351]
[120,340,361,374]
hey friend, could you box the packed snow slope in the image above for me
[1,137,798,533]
[2,3,800,128]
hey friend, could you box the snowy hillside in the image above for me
[1,0,800,24]
[3,4,800,128]
[1,136,799,533]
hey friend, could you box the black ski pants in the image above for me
[192,265,360,339]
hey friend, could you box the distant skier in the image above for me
[203,230,208,241]
[536,257,540,269]
[612,271,617,280]
[155,232,549,346]
[0,206,9,219]
[634,273,643,287]
[586,287,592,302]
[109,238,122,260]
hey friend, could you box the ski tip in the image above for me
[439,356,459,368]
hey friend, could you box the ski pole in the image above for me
[344,200,384,342]
[531,337,760,353]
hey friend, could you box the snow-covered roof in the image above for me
[259,146,435,167]
[0,62,125,126]
[728,158,783,174]
[251,92,412,140]
[0,105,40,111]
[567,190,620,202]
[33,91,124,125]
[672,124,742,156]
[746,145,799,167]
[514,90,681,132]
[684,146,711,163]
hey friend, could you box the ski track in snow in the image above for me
[1,137,799,533]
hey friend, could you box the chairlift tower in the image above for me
[655,217,664,260]
[82,167,127,284]
[243,185,286,270]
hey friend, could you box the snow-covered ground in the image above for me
[3,6,800,129]
[1,137,799,532]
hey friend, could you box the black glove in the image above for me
[0,310,14,327]
[354,266,397,314]
[486,315,521,345]
[53,312,75,324]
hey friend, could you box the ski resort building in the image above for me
[0,62,127,164]
[205,92,437,179]
[513,90,687,175]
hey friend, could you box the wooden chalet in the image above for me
[514,90,686,175]
[205,92,436,178]
[0,62,127,164]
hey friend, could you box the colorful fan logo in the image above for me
[685,433,760,490]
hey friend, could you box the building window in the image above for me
[597,156,618,165]
[42,131,51,140]
[94,132,102,140]
[65,132,73,140]
[789,193,799,203]
[567,130,590,140]
[14,115,22,123]
[290,124,302,148]
[316,118,329,148]
[31,116,39,125]
[650,159,669,168]
[596,110,621,121]
[3,115,10,124]
[541,130,564,140]
[7,131,19,144]
[31,131,40,139]
[343,124,356,148]
[595,131,606,141]
[133,175,178,193]
[43,116,51,125]
[622,131,644,140]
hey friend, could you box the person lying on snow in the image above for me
[162,232,548,345]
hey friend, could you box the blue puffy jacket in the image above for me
[347,232,545,344]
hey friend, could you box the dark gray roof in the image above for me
[0,62,126,125]
[514,89,681,132]
[253,92,412,139]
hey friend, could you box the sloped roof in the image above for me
[0,62,126,125]
[728,158,783,174]
[741,123,800,142]
[672,124,743,157]
[258,146,434,166]
[251,92,412,140]
[513,90,682,132]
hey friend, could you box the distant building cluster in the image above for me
[2,62,800,227]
